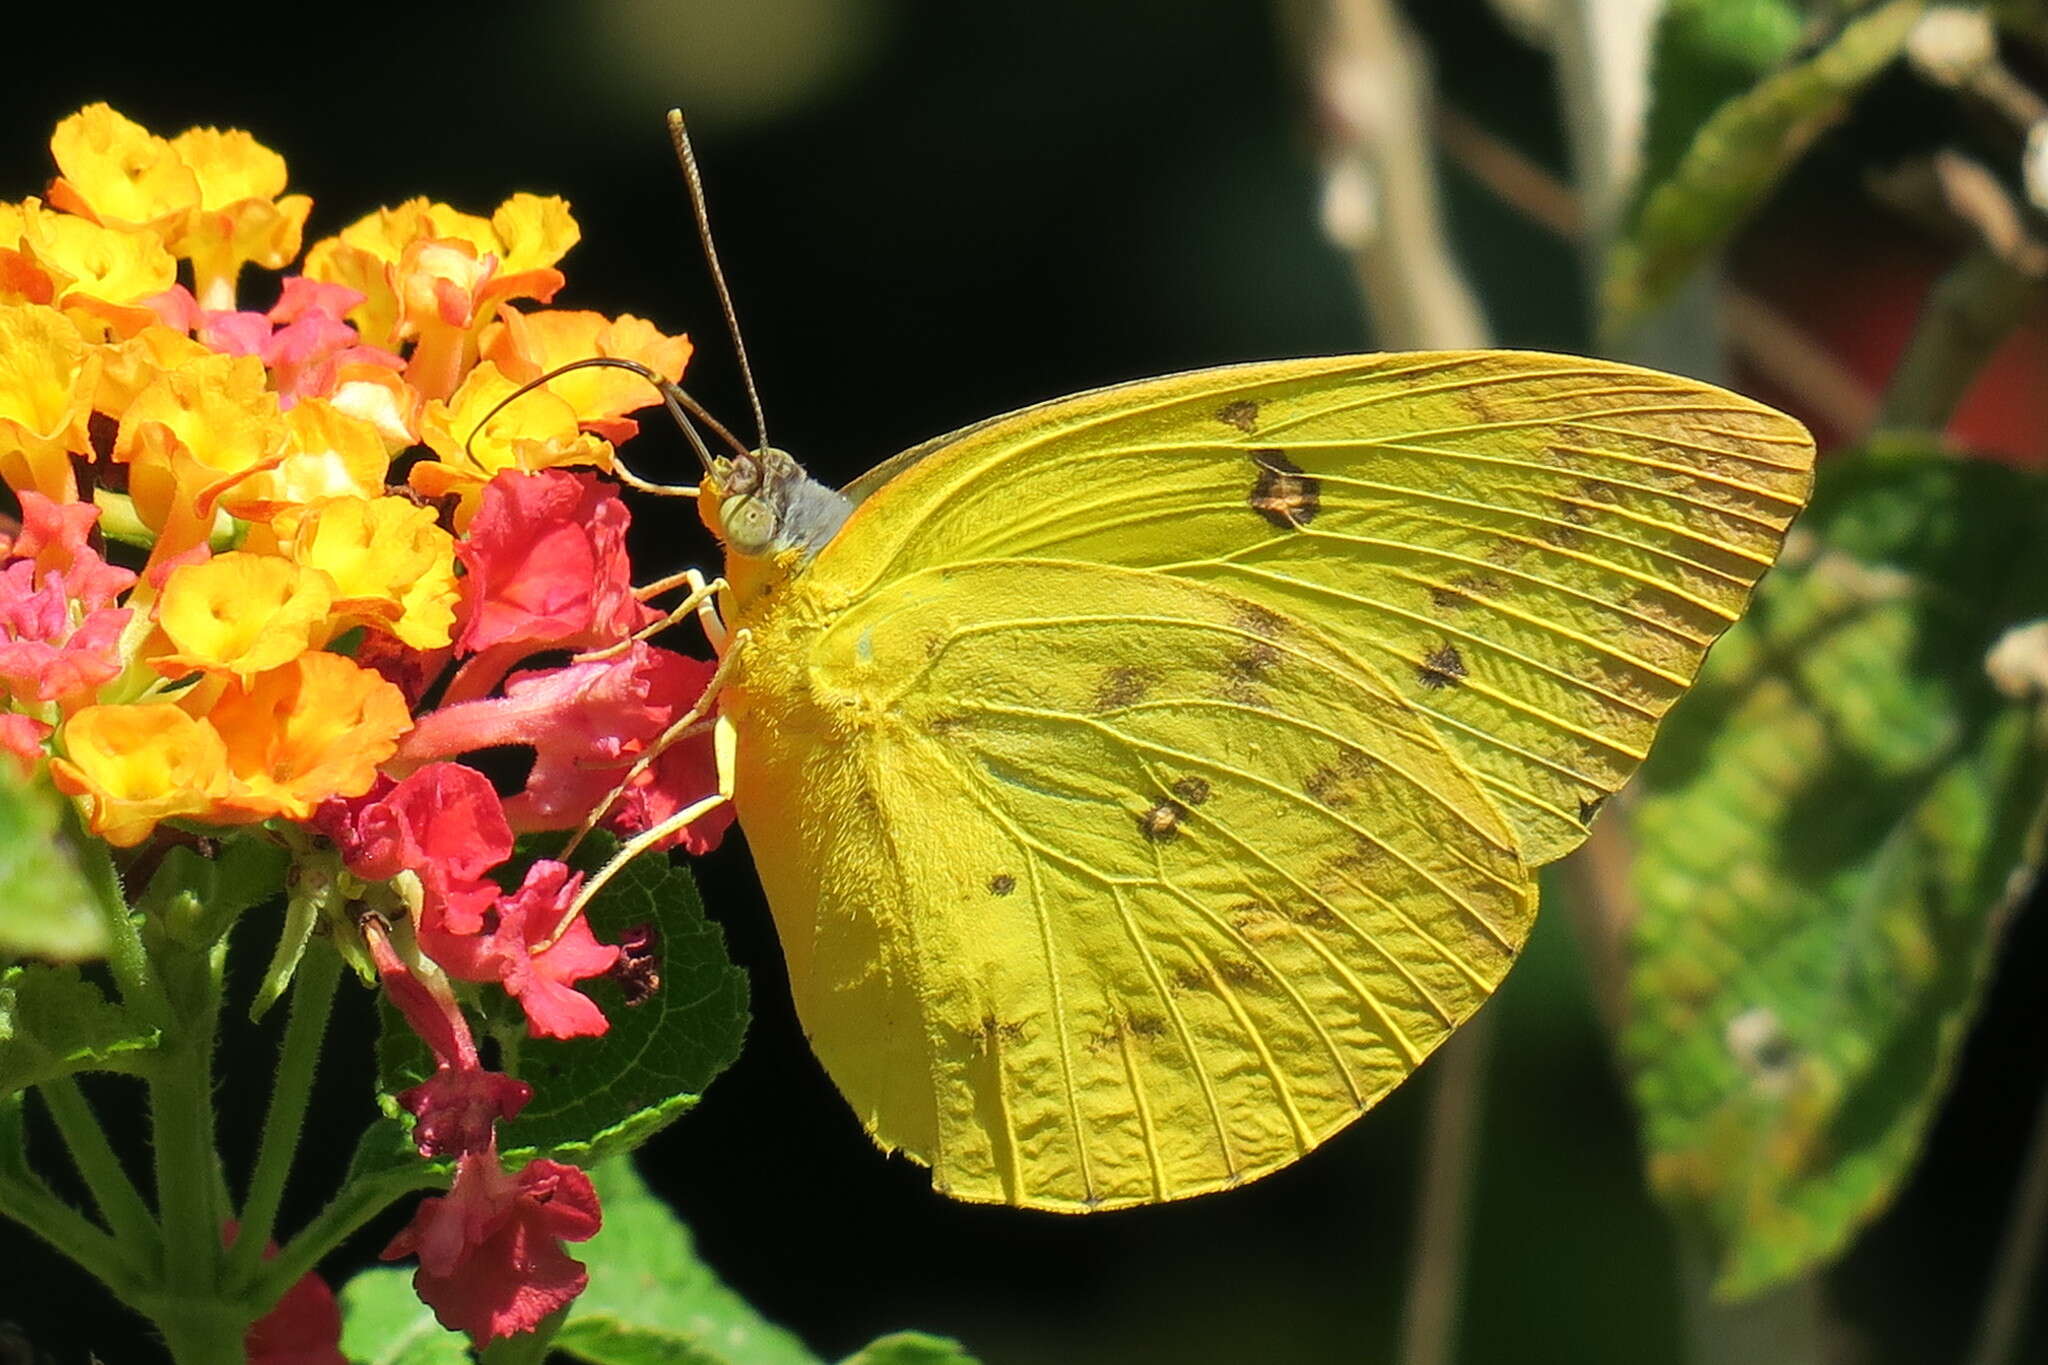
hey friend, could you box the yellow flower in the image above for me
[154,552,335,680]
[50,702,229,847]
[91,324,211,417]
[18,199,177,338]
[481,308,694,442]
[167,126,313,310]
[304,193,579,399]
[412,362,612,526]
[0,302,101,501]
[260,495,458,649]
[205,652,410,821]
[46,105,199,236]
[216,398,392,524]
[113,351,289,562]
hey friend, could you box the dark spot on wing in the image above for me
[988,873,1016,896]
[1216,956,1263,987]
[1220,640,1282,703]
[1417,643,1468,690]
[1234,604,1288,638]
[1125,1011,1168,1041]
[1093,665,1154,711]
[1577,794,1607,824]
[1542,521,1585,549]
[1171,776,1211,805]
[1217,399,1260,432]
[1559,497,1595,526]
[1248,449,1321,528]
[1305,749,1378,807]
[1137,798,1187,842]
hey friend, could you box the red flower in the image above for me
[444,470,657,702]
[227,1224,345,1365]
[382,1150,601,1347]
[363,917,531,1158]
[317,762,512,934]
[421,859,620,1040]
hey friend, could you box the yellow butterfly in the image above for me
[660,350,1812,1212]
[562,117,1814,1213]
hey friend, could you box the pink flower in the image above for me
[0,713,50,775]
[421,860,620,1040]
[382,1150,601,1347]
[230,1225,346,1365]
[400,643,731,855]
[0,494,135,706]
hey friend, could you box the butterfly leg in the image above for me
[576,568,730,663]
[560,627,751,857]
[548,679,744,947]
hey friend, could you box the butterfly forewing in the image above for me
[819,352,1816,863]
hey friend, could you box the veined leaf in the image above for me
[1623,449,2048,1297]
[1603,0,1923,338]
[0,964,157,1098]
[378,838,747,1167]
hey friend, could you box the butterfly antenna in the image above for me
[461,357,752,473]
[668,107,769,453]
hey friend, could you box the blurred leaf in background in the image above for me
[1623,449,2048,1298]
[1604,0,1924,338]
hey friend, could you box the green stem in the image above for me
[151,1299,250,1365]
[0,1165,145,1308]
[225,945,342,1285]
[244,1164,446,1307]
[68,806,159,1022]
[149,946,227,1300]
[1396,1010,1494,1365]
[36,1077,162,1278]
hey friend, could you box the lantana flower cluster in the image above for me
[1,105,733,1346]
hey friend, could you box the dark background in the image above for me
[2,3,2045,1362]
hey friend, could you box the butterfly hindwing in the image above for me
[734,562,1532,1208]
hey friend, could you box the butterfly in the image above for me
[671,349,1814,1212]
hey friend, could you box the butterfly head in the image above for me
[700,446,854,570]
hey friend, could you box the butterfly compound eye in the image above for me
[720,493,778,555]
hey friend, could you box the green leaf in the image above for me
[0,964,158,1097]
[1603,0,1923,338]
[338,1265,470,1365]
[1623,449,2048,1298]
[551,1156,818,1365]
[0,766,107,962]
[837,1334,980,1365]
[379,839,747,1166]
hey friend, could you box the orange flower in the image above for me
[18,199,178,338]
[0,302,101,502]
[206,652,410,821]
[51,702,229,847]
[46,105,199,237]
[112,351,289,563]
[481,309,693,443]
[257,495,459,649]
